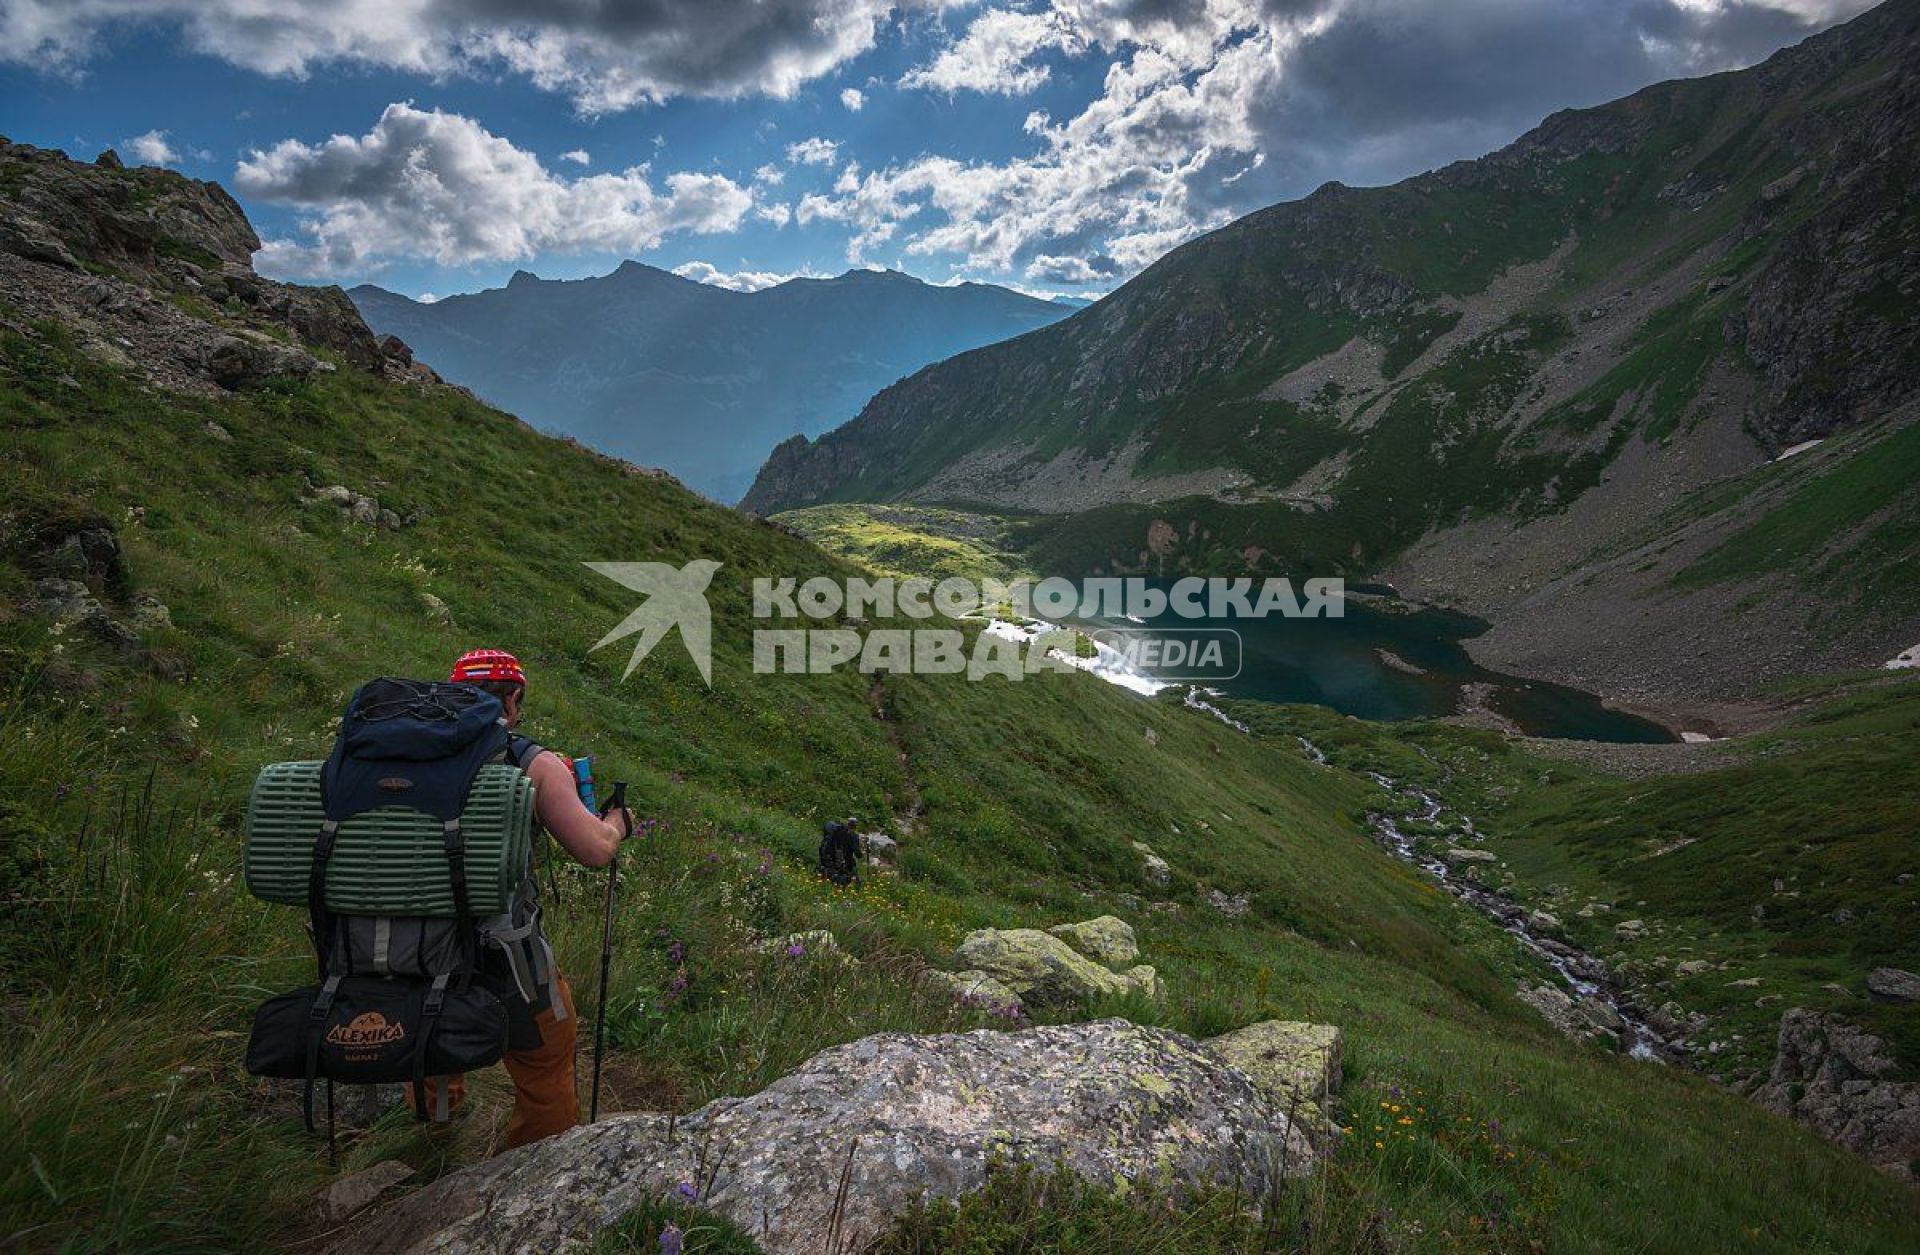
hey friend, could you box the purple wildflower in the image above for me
[674,1181,698,1200]
[666,939,686,965]
[658,1222,684,1255]
[785,942,805,958]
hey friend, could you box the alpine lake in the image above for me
[1079,583,1677,744]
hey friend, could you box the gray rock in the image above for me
[1865,967,1920,1003]
[1754,1009,1920,1181]
[1444,848,1496,864]
[863,831,898,862]
[1674,960,1713,977]
[420,592,454,627]
[129,593,172,630]
[1202,1020,1343,1139]
[1206,889,1250,918]
[924,969,1021,1015]
[955,928,1161,1007]
[1047,915,1139,969]
[342,1020,1324,1254]
[1615,919,1647,942]
[319,1160,415,1224]
[206,333,314,390]
[1131,841,1172,886]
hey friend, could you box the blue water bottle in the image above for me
[572,754,598,813]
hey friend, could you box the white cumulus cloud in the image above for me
[900,7,1079,95]
[559,149,590,165]
[786,136,842,166]
[672,260,809,291]
[123,129,180,166]
[841,86,866,111]
[235,103,754,278]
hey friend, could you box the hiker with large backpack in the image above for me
[243,649,633,1151]
[817,816,862,886]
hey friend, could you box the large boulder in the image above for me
[1203,1021,1343,1139]
[343,1020,1327,1254]
[1753,1008,1920,1180]
[923,969,1021,1015]
[955,928,1161,1007]
[1865,967,1920,1003]
[1048,915,1139,969]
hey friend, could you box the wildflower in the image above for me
[659,1223,684,1255]
[785,942,805,958]
[1374,1140,1384,1150]
[674,1181,698,1201]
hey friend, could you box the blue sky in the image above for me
[0,1,1875,302]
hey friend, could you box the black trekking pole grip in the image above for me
[589,781,628,1124]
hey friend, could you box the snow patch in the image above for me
[1773,438,1824,462]
[1884,643,1920,670]
[980,618,1170,696]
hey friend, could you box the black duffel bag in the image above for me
[246,973,507,1128]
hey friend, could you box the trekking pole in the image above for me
[590,781,629,1124]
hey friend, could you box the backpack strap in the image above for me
[410,973,452,1123]
[305,821,342,979]
[301,974,342,1134]
[441,820,476,981]
[502,734,544,771]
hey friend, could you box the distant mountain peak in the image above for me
[350,253,1075,501]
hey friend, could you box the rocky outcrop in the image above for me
[0,138,416,393]
[1203,1021,1343,1141]
[954,925,1163,1007]
[1753,1009,1920,1181]
[922,969,1021,1015]
[344,1019,1333,1255]
[1047,915,1139,968]
[1865,967,1920,1003]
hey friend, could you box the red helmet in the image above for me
[450,648,526,689]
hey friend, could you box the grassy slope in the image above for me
[1,321,1916,1252]
[1220,681,1920,1091]
[753,2,1920,605]
[769,504,1034,585]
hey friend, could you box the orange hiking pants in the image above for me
[410,973,579,1150]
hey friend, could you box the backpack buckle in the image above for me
[308,975,342,1021]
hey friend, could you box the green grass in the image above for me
[1215,682,1920,1090]
[770,504,1034,584]
[1,313,1916,1252]
[1678,416,1920,598]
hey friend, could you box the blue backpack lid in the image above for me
[323,678,510,822]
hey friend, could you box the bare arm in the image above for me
[528,751,628,867]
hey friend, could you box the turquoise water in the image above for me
[1093,587,1676,743]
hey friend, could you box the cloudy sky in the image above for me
[0,0,1877,301]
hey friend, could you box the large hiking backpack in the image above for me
[241,677,558,1130]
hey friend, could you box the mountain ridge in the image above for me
[351,260,1076,501]
[742,0,1920,715]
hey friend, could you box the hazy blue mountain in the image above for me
[350,264,1074,500]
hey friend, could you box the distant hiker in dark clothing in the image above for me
[818,817,863,886]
